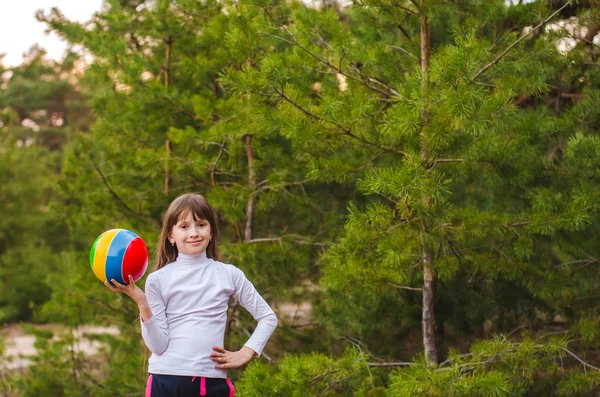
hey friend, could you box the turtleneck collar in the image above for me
[176,251,210,266]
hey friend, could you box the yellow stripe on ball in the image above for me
[93,229,121,282]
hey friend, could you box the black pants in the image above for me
[146,374,235,397]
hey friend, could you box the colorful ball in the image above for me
[89,229,148,285]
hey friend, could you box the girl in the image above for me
[106,193,278,397]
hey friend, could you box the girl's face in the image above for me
[169,211,212,256]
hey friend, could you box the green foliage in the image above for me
[0,48,80,321]
[13,325,146,397]
[237,347,388,396]
[14,0,352,395]
[16,326,95,397]
[388,336,600,397]
[224,0,600,393]
[2,0,600,395]
[39,0,342,297]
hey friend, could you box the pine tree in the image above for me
[30,0,350,394]
[223,0,600,394]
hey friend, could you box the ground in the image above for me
[1,324,119,370]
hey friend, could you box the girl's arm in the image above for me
[232,268,278,357]
[139,275,171,354]
[211,266,278,369]
[107,275,171,354]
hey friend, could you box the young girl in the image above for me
[106,193,278,397]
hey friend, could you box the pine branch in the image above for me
[179,9,210,20]
[388,282,423,292]
[292,65,340,75]
[244,238,282,243]
[161,94,196,119]
[90,155,159,225]
[560,348,600,371]
[471,2,572,81]
[81,369,107,390]
[212,171,243,177]
[396,23,413,43]
[354,66,403,98]
[397,4,419,15]
[137,79,197,120]
[274,87,405,156]
[252,179,310,195]
[307,368,344,387]
[258,17,400,98]
[553,257,599,269]
[368,362,413,367]
[211,142,226,186]
[103,119,155,149]
[86,297,120,314]
[432,158,466,168]
[434,158,466,163]
[260,30,393,97]
[190,174,217,187]
[350,151,386,173]
[508,221,532,227]
[490,244,514,264]
[390,45,419,59]
[560,93,586,99]
[574,294,600,302]
[439,353,474,367]
[242,234,328,247]
[234,224,243,242]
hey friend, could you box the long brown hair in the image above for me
[154,193,220,270]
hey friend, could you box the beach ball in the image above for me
[89,229,148,285]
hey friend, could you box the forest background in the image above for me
[1,0,600,396]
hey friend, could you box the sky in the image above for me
[0,0,103,67]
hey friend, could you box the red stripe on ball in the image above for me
[121,236,148,283]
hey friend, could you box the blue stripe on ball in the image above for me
[105,229,138,284]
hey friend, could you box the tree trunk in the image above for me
[244,134,257,241]
[419,4,438,367]
[421,231,438,365]
[164,35,173,196]
[420,13,430,87]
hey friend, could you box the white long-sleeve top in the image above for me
[140,251,278,377]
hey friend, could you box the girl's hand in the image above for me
[210,346,255,369]
[105,275,145,304]
[105,276,152,322]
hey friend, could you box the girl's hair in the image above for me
[154,193,220,270]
